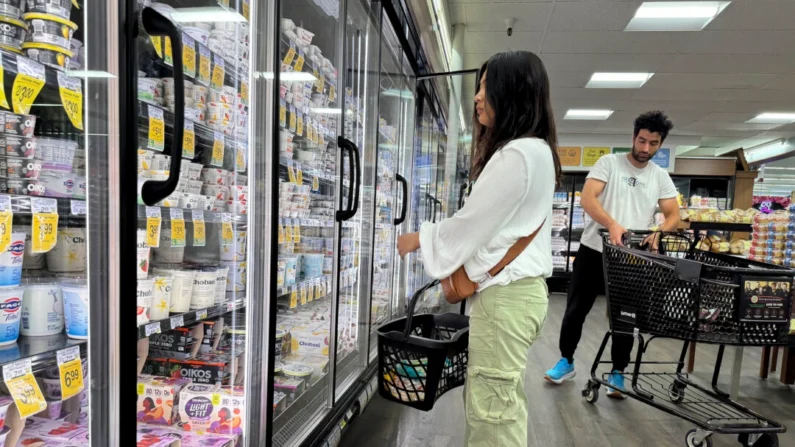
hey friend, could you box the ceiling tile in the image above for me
[662,54,795,74]
[680,31,795,55]
[539,53,676,73]
[463,31,545,54]
[698,112,757,123]
[706,0,795,31]
[541,31,690,54]
[547,1,640,31]
[761,75,795,90]
[641,73,779,90]
[449,5,466,24]
[463,3,553,31]
[553,87,635,101]
[547,71,592,88]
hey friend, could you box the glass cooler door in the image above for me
[131,1,252,445]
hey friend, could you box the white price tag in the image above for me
[196,309,208,320]
[56,345,80,366]
[145,322,161,336]
[70,200,86,215]
[170,315,184,329]
[0,195,10,212]
[2,358,31,381]
[226,302,234,312]
[169,208,183,220]
[31,198,57,214]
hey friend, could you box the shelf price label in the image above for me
[292,219,301,243]
[283,218,293,242]
[192,210,205,247]
[221,213,233,245]
[4,359,46,418]
[70,200,86,216]
[329,84,336,103]
[12,56,45,115]
[300,284,307,305]
[278,99,287,128]
[170,208,186,247]
[0,195,12,253]
[182,33,196,78]
[148,105,165,152]
[211,54,225,90]
[296,112,304,137]
[164,37,173,66]
[289,287,297,309]
[235,144,246,172]
[312,175,319,192]
[242,0,250,21]
[145,206,162,248]
[308,280,315,301]
[182,120,195,159]
[170,314,184,329]
[211,131,224,167]
[31,198,58,254]
[296,165,303,185]
[57,71,83,130]
[145,321,161,336]
[198,44,211,86]
[57,346,83,400]
[150,35,162,58]
[196,308,208,320]
[283,46,296,66]
[288,105,296,132]
[240,80,249,105]
[294,50,305,72]
[0,54,8,109]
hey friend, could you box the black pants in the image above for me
[559,245,633,371]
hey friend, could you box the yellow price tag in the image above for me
[57,72,83,130]
[12,56,45,115]
[308,283,315,301]
[287,163,297,183]
[329,85,336,102]
[284,221,293,242]
[307,123,314,143]
[289,289,297,309]
[32,213,57,254]
[7,373,46,418]
[148,105,165,151]
[240,80,249,105]
[283,47,296,66]
[293,222,301,243]
[183,121,195,158]
[0,54,8,109]
[279,102,287,128]
[243,0,250,20]
[296,114,304,136]
[277,220,285,244]
[150,36,162,58]
[59,359,83,400]
[198,44,211,86]
[294,55,305,72]
[170,209,186,247]
[296,166,303,185]
[288,108,296,132]
[235,146,245,172]
[300,286,307,305]
[145,206,162,248]
[211,131,224,166]
[312,176,319,192]
[0,209,12,253]
[211,55,225,90]
[221,214,233,245]
[192,210,206,247]
[164,37,173,66]
[183,34,196,77]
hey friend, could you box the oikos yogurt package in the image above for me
[0,232,25,286]
[0,287,22,345]
[46,227,86,272]
[61,281,88,339]
[21,282,64,336]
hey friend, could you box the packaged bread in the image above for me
[729,239,745,254]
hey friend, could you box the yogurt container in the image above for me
[35,137,77,165]
[0,134,36,159]
[220,230,246,262]
[0,232,24,286]
[153,268,194,313]
[0,395,12,428]
[22,41,72,70]
[3,157,41,179]
[136,229,150,279]
[35,173,76,198]
[282,362,313,379]
[214,266,228,304]
[0,287,22,345]
[0,0,23,19]
[202,184,228,201]
[23,12,77,51]
[183,26,209,45]
[39,376,60,399]
[43,398,62,419]
[46,227,86,272]
[275,329,285,363]
[17,225,45,270]
[152,228,185,263]
[148,274,172,320]
[222,261,246,292]
[189,269,216,310]
[0,16,25,50]
[200,168,228,186]
[24,0,73,20]
[137,278,154,326]
[62,281,88,338]
[138,77,161,104]
[21,282,63,336]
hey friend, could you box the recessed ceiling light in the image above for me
[625,1,731,32]
[747,113,795,124]
[586,72,654,89]
[564,109,614,120]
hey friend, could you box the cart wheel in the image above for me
[582,381,599,404]
[686,429,713,447]
[738,433,779,447]
[668,382,685,403]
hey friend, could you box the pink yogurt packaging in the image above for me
[16,416,89,443]
[178,384,245,436]
[137,425,235,447]
[0,395,13,429]
[137,375,191,426]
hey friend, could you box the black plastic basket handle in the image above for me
[401,279,441,341]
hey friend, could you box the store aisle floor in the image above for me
[342,293,795,447]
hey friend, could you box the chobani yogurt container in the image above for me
[62,281,88,339]
[0,232,24,286]
[137,229,150,279]
[222,261,246,292]
[189,268,216,310]
[148,274,172,320]
[24,0,73,19]
[214,266,228,304]
[21,282,63,336]
[17,225,45,270]
[153,268,194,313]
[0,287,22,345]
[46,227,86,272]
[137,278,154,326]
[220,230,246,262]
[22,12,77,51]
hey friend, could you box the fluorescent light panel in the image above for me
[170,7,246,23]
[66,70,116,78]
[625,1,731,32]
[586,72,654,89]
[311,108,341,114]
[564,109,613,120]
[745,139,794,164]
[258,72,317,82]
[747,113,795,124]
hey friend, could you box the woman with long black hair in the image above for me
[398,51,561,446]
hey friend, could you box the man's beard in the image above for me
[631,145,651,163]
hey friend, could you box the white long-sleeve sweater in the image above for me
[418,137,555,291]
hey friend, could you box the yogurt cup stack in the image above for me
[20,3,77,70]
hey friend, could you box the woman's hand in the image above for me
[397,233,420,257]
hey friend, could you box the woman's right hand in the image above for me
[397,233,420,257]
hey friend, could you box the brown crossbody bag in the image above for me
[441,219,546,304]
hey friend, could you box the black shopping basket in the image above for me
[376,280,469,411]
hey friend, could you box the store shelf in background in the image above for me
[279,157,337,185]
[0,48,83,91]
[277,274,332,298]
[137,297,246,340]
[0,334,86,375]
[136,204,246,224]
[137,100,244,151]
[3,196,85,217]
[685,222,752,232]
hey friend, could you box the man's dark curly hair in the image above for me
[634,111,673,142]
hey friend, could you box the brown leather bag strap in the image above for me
[487,219,546,277]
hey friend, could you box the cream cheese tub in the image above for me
[189,268,216,310]
[22,13,77,51]
[0,287,22,345]
[136,229,150,279]
[17,225,45,270]
[62,281,87,338]
[149,275,172,320]
[153,268,194,313]
[137,278,154,325]
[46,227,86,272]
[24,0,72,19]
[21,282,63,336]
[0,232,24,286]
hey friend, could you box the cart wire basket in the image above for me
[582,230,793,447]
[376,279,469,411]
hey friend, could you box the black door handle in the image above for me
[336,137,356,221]
[435,198,443,222]
[425,193,433,222]
[350,140,361,217]
[141,7,185,206]
[394,174,407,225]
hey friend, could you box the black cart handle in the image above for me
[141,7,185,206]
[402,279,441,341]
[336,137,356,221]
[394,174,408,225]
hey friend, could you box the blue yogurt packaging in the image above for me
[0,233,25,287]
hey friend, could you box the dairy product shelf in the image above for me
[137,296,246,340]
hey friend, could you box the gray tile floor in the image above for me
[342,294,795,447]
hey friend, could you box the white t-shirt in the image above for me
[581,154,677,252]
[418,138,554,290]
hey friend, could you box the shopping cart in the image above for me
[583,230,792,447]
[376,279,469,411]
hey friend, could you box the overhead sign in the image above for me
[583,147,610,167]
[651,148,671,169]
[557,146,582,167]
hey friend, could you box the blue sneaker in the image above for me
[606,370,626,399]
[544,358,575,384]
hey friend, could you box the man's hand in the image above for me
[397,232,420,257]
[608,222,627,247]
[641,232,661,252]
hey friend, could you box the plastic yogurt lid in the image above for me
[0,16,26,28]
[21,42,74,56]
[0,45,22,55]
[282,363,313,377]
[22,13,78,30]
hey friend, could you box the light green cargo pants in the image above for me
[463,276,548,447]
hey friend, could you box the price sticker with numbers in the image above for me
[182,33,196,78]
[289,287,297,309]
[294,50,305,72]
[31,198,57,254]
[329,85,336,102]
[192,210,205,247]
[283,45,296,66]
[288,105,296,132]
[277,219,285,244]
[0,195,11,252]
[70,200,86,216]
[55,73,82,132]
[296,111,304,136]
[196,309,208,320]
[145,206,162,248]
[279,99,287,128]
[170,208,186,248]
[287,161,297,184]
[296,165,303,185]
[221,213,233,245]
[145,321,161,336]
[211,54,225,90]
[211,131,224,167]
[170,314,184,329]
[300,284,307,305]
[148,105,165,152]
[4,359,46,418]
[12,56,45,115]
[164,36,173,66]
[150,35,163,58]
[292,219,301,243]
[183,120,195,159]
[198,44,211,86]
[312,175,319,192]
[57,346,83,400]
[240,80,249,105]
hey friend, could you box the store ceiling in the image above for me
[447,0,795,157]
